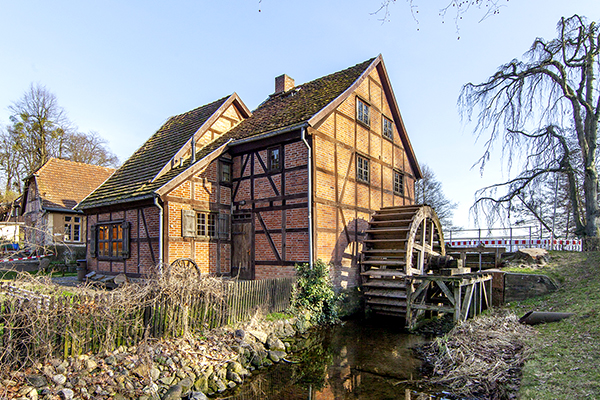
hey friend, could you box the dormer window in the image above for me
[357,98,370,126]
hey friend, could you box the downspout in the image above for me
[301,126,314,269]
[154,196,164,274]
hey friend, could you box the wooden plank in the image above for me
[363,280,407,289]
[435,280,456,306]
[460,284,474,322]
[410,304,455,312]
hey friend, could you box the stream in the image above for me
[216,318,450,400]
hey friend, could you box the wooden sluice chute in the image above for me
[359,204,492,329]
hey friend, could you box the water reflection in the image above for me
[217,318,448,400]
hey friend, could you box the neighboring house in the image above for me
[77,55,421,288]
[20,158,115,255]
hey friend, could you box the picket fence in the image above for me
[0,276,296,367]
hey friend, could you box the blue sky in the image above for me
[1,0,598,227]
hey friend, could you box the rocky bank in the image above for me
[1,315,314,400]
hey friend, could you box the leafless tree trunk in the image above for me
[7,84,72,176]
[460,15,600,248]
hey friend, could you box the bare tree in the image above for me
[7,83,72,177]
[2,84,119,195]
[0,126,24,193]
[65,131,119,167]
[415,164,458,229]
[375,0,508,29]
[460,15,600,249]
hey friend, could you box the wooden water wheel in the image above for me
[360,204,446,318]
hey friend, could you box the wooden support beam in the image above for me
[435,280,455,306]
[460,284,474,322]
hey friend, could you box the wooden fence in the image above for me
[0,276,296,367]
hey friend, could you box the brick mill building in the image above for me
[77,55,421,288]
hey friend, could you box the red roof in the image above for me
[31,158,115,211]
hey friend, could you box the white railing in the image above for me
[445,227,582,252]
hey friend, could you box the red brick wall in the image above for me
[312,69,418,289]
[85,206,160,276]
[165,159,231,275]
[232,141,309,280]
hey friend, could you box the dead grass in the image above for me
[418,311,533,399]
[0,268,229,374]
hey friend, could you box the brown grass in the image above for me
[418,311,534,399]
[0,268,229,374]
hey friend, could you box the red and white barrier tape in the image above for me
[0,253,53,263]
[449,239,581,247]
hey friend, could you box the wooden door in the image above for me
[231,221,253,279]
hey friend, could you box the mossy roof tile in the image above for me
[78,58,375,210]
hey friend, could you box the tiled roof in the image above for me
[32,158,115,211]
[227,58,375,140]
[77,96,230,209]
[78,58,376,210]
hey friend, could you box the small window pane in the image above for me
[394,171,404,195]
[357,99,370,126]
[357,155,369,183]
[269,147,281,171]
[74,225,80,242]
[221,162,231,182]
[208,214,216,237]
[383,117,393,140]
[197,213,206,236]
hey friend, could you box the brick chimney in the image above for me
[275,74,295,94]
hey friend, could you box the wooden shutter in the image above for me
[218,214,230,239]
[121,221,131,259]
[182,210,196,237]
[90,225,97,257]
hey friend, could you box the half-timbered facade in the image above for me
[20,158,115,255]
[77,55,421,288]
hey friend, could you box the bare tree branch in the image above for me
[461,15,600,243]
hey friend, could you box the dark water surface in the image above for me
[217,318,449,400]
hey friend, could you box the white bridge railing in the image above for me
[445,227,582,252]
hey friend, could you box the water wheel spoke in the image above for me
[360,205,446,324]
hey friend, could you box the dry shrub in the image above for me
[419,311,534,399]
[0,267,230,374]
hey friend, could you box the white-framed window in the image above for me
[357,98,370,126]
[64,215,82,242]
[197,212,216,237]
[357,155,370,183]
[183,210,230,239]
[383,116,393,140]
[394,170,404,196]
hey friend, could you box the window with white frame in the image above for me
[357,155,370,183]
[383,116,393,140]
[394,170,404,196]
[64,215,82,242]
[194,211,230,239]
[357,98,370,126]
